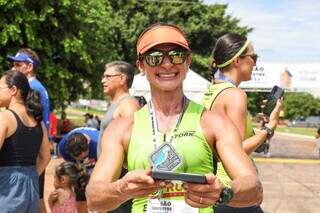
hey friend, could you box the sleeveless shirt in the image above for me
[128,101,215,213]
[97,95,135,156]
[201,82,255,186]
[0,110,43,167]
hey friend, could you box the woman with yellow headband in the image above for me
[87,24,262,213]
[202,34,284,213]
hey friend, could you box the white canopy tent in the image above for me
[130,69,211,103]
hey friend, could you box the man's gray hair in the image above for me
[104,61,135,88]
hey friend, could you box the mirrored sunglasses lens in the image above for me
[168,50,187,64]
[145,51,164,66]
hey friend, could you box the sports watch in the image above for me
[261,125,274,140]
[215,187,234,206]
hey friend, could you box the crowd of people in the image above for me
[0,22,291,213]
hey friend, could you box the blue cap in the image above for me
[7,52,40,68]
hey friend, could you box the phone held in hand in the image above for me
[151,170,207,184]
[262,85,284,116]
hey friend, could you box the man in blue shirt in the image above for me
[58,127,99,213]
[8,48,50,213]
[59,127,98,164]
[7,48,50,129]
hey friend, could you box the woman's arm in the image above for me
[213,88,248,141]
[242,99,283,154]
[220,89,283,155]
[0,113,8,150]
[86,117,165,212]
[198,110,263,207]
[36,122,51,175]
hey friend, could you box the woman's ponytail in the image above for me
[209,59,218,81]
[26,89,43,122]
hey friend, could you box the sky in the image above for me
[204,0,320,62]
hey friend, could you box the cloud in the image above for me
[204,0,320,61]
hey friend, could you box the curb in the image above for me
[253,157,320,164]
[254,128,314,139]
[274,131,314,139]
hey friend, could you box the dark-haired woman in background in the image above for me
[0,70,51,213]
[201,34,283,212]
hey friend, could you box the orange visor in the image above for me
[136,25,190,56]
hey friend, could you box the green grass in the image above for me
[56,107,105,118]
[55,107,106,129]
[60,107,317,137]
[275,126,317,137]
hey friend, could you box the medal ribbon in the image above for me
[148,96,188,150]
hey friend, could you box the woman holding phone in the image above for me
[201,33,283,212]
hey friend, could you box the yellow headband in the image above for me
[216,40,250,68]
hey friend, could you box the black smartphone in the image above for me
[151,170,207,184]
[262,86,284,116]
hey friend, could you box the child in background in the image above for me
[49,162,78,213]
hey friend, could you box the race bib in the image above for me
[146,199,198,213]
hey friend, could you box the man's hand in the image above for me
[183,174,224,208]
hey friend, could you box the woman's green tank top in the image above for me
[127,100,215,213]
[201,82,255,186]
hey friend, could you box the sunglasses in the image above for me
[140,49,189,67]
[241,53,258,64]
[102,74,121,80]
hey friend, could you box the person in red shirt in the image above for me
[50,110,58,139]
[49,108,58,157]
[61,111,71,135]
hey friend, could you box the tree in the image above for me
[247,91,268,115]
[0,0,251,109]
[108,0,252,79]
[0,0,118,109]
[283,93,320,120]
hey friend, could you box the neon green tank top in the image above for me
[128,101,215,213]
[201,82,255,186]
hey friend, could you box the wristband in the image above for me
[261,125,274,140]
[215,187,234,206]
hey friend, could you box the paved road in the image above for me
[253,133,320,213]
[252,132,318,159]
[256,161,320,213]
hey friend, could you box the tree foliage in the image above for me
[247,91,320,119]
[0,0,251,110]
[247,91,268,115]
[283,92,320,120]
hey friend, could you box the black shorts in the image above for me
[39,171,45,199]
[74,186,86,201]
[109,200,132,213]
